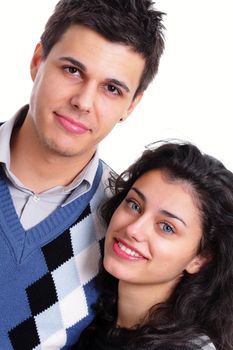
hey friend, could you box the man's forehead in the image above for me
[49,25,145,90]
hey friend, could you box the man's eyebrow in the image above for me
[160,209,187,227]
[59,56,130,93]
[106,78,130,93]
[59,56,86,72]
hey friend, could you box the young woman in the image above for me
[76,142,233,350]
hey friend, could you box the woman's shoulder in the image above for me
[189,335,216,350]
[76,322,217,350]
[148,335,216,350]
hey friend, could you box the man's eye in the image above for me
[107,84,121,95]
[159,222,175,234]
[64,66,81,77]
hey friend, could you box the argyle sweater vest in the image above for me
[0,160,110,349]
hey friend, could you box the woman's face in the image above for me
[104,170,206,295]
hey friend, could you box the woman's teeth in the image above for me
[118,241,141,257]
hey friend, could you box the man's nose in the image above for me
[71,82,96,113]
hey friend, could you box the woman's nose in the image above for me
[125,216,150,242]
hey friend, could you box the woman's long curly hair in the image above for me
[87,141,233,350]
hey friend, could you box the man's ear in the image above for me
[185,252,211,274]
[119,92,144,123]
[30,43,43,81]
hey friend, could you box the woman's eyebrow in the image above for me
[131,187,145,201]
[131,187,187,227]
[160,209,187,227]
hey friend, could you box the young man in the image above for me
[0,0,165,348]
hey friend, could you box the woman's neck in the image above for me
[117,281,174,329]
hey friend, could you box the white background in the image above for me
[0,1,232,172]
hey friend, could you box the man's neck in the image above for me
[10,118,96,194]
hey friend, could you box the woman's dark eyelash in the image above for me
[126,198,137,206]
[129,200,141,213]
[162,222,175,232]
[126,198,133,204]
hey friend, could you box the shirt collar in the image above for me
[0,111,22,168]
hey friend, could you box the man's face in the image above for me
[28,25,145,160]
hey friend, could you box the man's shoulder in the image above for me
[99,158,116,173]
[99,158,116,182]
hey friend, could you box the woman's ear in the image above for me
[185,252,211,274]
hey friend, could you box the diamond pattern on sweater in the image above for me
[52,257,81,300]
[9,317,40,350]
[42,227,73,271]
[8,204,101,349]
[34,302,63,342]
[34,329,67,349]
[71,207,96,255]
[74,242,100,285]
[26,272,58,315]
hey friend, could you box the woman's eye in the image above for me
[126,199,141,213]
[159,222,174,234]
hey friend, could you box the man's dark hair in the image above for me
[40,0,165,97]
